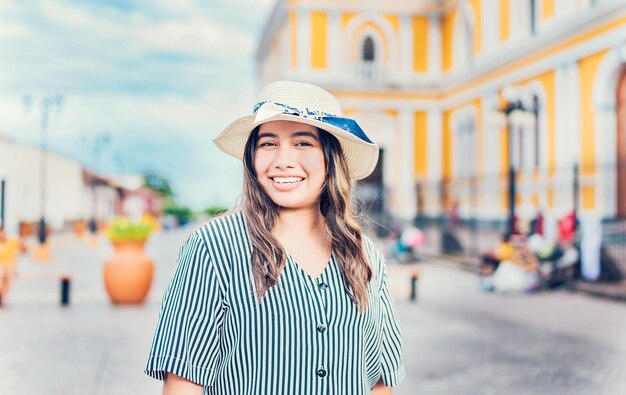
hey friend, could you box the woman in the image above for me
[0,228,19,308]
[145,81,405,394]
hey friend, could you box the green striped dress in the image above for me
[145,211,404,394]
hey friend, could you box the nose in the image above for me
[273,144,297,169]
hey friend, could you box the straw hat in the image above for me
[213,81,379,180]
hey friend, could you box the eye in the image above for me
[258,141,277,147]
[295,141,314,147]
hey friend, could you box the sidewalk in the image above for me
[420,250,626,302]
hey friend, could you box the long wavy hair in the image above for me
[241,126,372,311]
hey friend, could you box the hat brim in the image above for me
[213,113,379,180]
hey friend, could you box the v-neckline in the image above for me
[287,253,334,281]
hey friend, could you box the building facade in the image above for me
[0,136,159,238]
[256,0,626,242]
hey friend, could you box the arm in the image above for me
[371,379,393,395]
[163,373,203,395]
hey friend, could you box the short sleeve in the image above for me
[145,231,224,386]
[378,253,406,387]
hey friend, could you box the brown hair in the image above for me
[241,126,372,311]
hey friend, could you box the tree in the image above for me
[143,172,173,197]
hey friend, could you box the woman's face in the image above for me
[254,120,325,210]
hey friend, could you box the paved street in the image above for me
[1,226,626,394]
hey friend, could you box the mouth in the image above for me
[270,176,305,184]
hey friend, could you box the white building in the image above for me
[0,135,118,237]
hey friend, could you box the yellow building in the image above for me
[256,0,626,240]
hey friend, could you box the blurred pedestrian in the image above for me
[529,210,544,236]
[145,81,404,394]
[480,232,514,276]
[0,228,20,308]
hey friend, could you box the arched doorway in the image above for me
[362,36,375,61]
[617,67,626,218]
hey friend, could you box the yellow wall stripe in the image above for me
[442,9,455,72]
[470,0,482,54]
[579,49,608,209]
[542,0,555,20]
[413,16,429,72]
[341,12,356,29]
[414,112,428,177]
[499,0,509,41]
[311,11,328,69]
[290,12,297,67]
[384,15,399,32]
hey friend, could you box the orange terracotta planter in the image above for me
[103,240,154,304]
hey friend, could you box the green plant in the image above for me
[107,217,152,242]
[204,206,228,217]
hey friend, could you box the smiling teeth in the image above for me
[272,177,304,184]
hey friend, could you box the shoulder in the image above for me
[361,233,383,263]
[361,233,386,279]
[195,210,248,245]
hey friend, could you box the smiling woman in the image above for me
[145,81,405,395]
[252,122,326,210]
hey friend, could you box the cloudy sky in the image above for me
[0,0,274,210]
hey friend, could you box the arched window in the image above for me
[362,36,375,62]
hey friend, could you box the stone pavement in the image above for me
[1,227,625,394]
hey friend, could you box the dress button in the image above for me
[318,282,328,290]
[316,324,326,333]
[317,368,327,378]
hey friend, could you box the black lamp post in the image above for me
[23,94,63,247]
[88,132,111,235]
[499,89,533,237]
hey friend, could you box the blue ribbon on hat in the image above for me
[253,101,374,144]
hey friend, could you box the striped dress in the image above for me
[145,211,405,394]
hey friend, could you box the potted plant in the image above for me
[103,217,154,304]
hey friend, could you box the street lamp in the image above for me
[83,131,111,237]
[499,86,534,236]
[23,94,63,259]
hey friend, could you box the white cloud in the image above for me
[136,17,253,57]
[0,0,274,209]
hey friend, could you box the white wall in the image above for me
[0,138,118,236]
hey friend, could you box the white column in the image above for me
[428,16,441,77]
[481,0,498,56]
[327,11,340,80]
[281,19,291,75]
[297,10,311,77]
[566,61,581,169]
[400,14,413,79]
[426,109,442,216]
[394,110,417,220]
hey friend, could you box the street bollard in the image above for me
[410,271,419,302]
[60,275,71,306]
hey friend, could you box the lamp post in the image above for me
[499,87,534,236]
[24,94,63,260]
[86,131,111,238]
